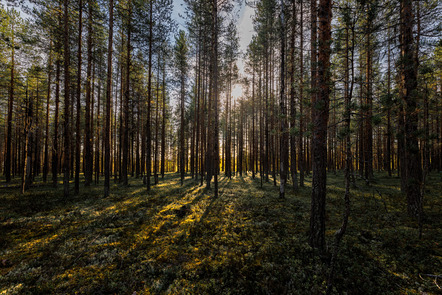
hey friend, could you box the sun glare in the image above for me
[232,84,244,101]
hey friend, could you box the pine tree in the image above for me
[174,30,189,186]
[104,0,114,197]
[309,0,331,252]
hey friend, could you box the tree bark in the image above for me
[386,25,392,176]
[279,0,289,197]
[5,21,15,183]
[43,40,53,183]
[400,0,422,217]
[63,0,71,197]
[299,0,304,187]
[104,0,114,197]
[161,55,166,179]
[289,0,298,190]
[84,0,94,186]
[52,42,61,187]
[154,54,160,185]
[146,0,153,191]
[122,0,131,186]
[75,0,83,194]
[364,13,373,181]
[309,0,331,252]
[213,0,219,197]
[22,88,33,194]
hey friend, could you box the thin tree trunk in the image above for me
[279,0,289,197]
[33,78,41,181]
[84,0,94,186]
[75,0,83,194]
[22,89,33,193]
[52,46,61,187]
[299,0,304,187]
[364,16,373,181]
[43,40,53,183]
[122,0,131,186]
[146,0,153,191]
[104,0,114,197]
[161,56,166,179]
[290,0,298,190]
[213,0,219,197]
[63,0,71,197]
[118,57,123,182]
[154,57,160,185]
[252,69,255,179]
[386,25,392,176]
[5,22,15,183]
[195,46,200,181]
[95,63,101,184]
[180,82,185,185]
[326,17,351,293]
[206,27,214,189]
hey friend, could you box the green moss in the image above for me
[0,172,441,294]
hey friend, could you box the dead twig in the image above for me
[420,274,442,279]
[419,273,441,289]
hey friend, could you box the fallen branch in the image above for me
[420,274,442,279]
[419,274,441,290]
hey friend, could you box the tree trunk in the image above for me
[299,0,304,187]
[364,15,373,181]
[251,69,256,179]
[63,0,71,197]
[289,0,298,190]
[104,0,114,197]
[52,44,61,187]
[43,40,53,183]
[33,78,41,181]
[84,0,94,186]
[309,0,331,252]
[326,19,352,293]
[400,0,422,217]
[154,54,160,185]
[386,25,392,176]
[22,94,33,194]
[146,0,153,191]
[213,0,219,198]
[95,63,101,184]
[122,0,131,186]
[75,0,83,194]
[279,0,289,197]
[161,56,166,179]
[5,22,15,183]
[195,46,201,181]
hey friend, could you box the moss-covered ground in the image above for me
[0,172,441,294]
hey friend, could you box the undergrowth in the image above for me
[0,172,441,294]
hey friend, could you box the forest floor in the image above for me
[0,172,441,294]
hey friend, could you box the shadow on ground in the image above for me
[0,172,441,294]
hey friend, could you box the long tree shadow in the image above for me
[0,174,206,293]
[1,173,440,294]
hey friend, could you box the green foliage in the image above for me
[174,30,188,77]
[371,113,382,126]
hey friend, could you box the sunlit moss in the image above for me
[0,283,23,295]
[0,173,440,294]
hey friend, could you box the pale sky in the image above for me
[234,3,255,99]
[1,0,254,99]
[172,0,255,74]
[236,2,255,76]
[172,0,255,100]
